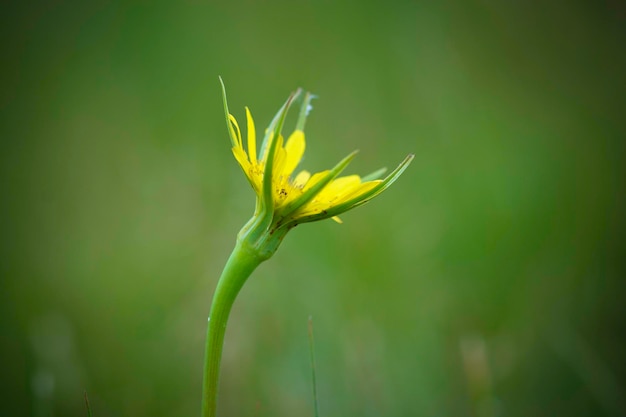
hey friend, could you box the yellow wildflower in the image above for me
[220,78,413,256]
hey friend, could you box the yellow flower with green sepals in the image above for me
[219,77,413,258]
[202,80,414,417]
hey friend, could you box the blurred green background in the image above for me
[1,1,625,416]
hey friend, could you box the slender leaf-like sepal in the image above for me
[262,92,299,211]
[279,150,359,218]
[361,167,388,182]
[296,92,315,131]
[259,89,302,161]
[219,76,238,148]
[295,153,414,223]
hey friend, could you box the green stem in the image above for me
[202,238,263,417]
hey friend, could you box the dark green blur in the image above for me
[1,1,624,416]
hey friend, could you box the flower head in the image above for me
[220,78,413,258]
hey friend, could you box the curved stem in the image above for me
[202,239,263,417]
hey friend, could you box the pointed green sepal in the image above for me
[258,89,302,161]
[296,153,414,223]
[262,91,299,212]
[278,150,359,220]
[361,167,388,182]
[296,92,315,131]
[219,76,238,148]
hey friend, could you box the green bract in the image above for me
[220,77,414,259]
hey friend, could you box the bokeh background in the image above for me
[1,1,625,416]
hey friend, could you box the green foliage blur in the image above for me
[1,1,625,416]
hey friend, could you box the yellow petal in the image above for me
[293,170,311,188]
[232,146,251,177]
[296,201,324,216]
[314,175,362,203]
[303,170,330,192]
[271,135,286,182]
[282,130,306,178]
[261,132,284,165]
[245,107,257,163]
[331,216,343,224]
[228,114,242,148]
[334,180,381,205]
